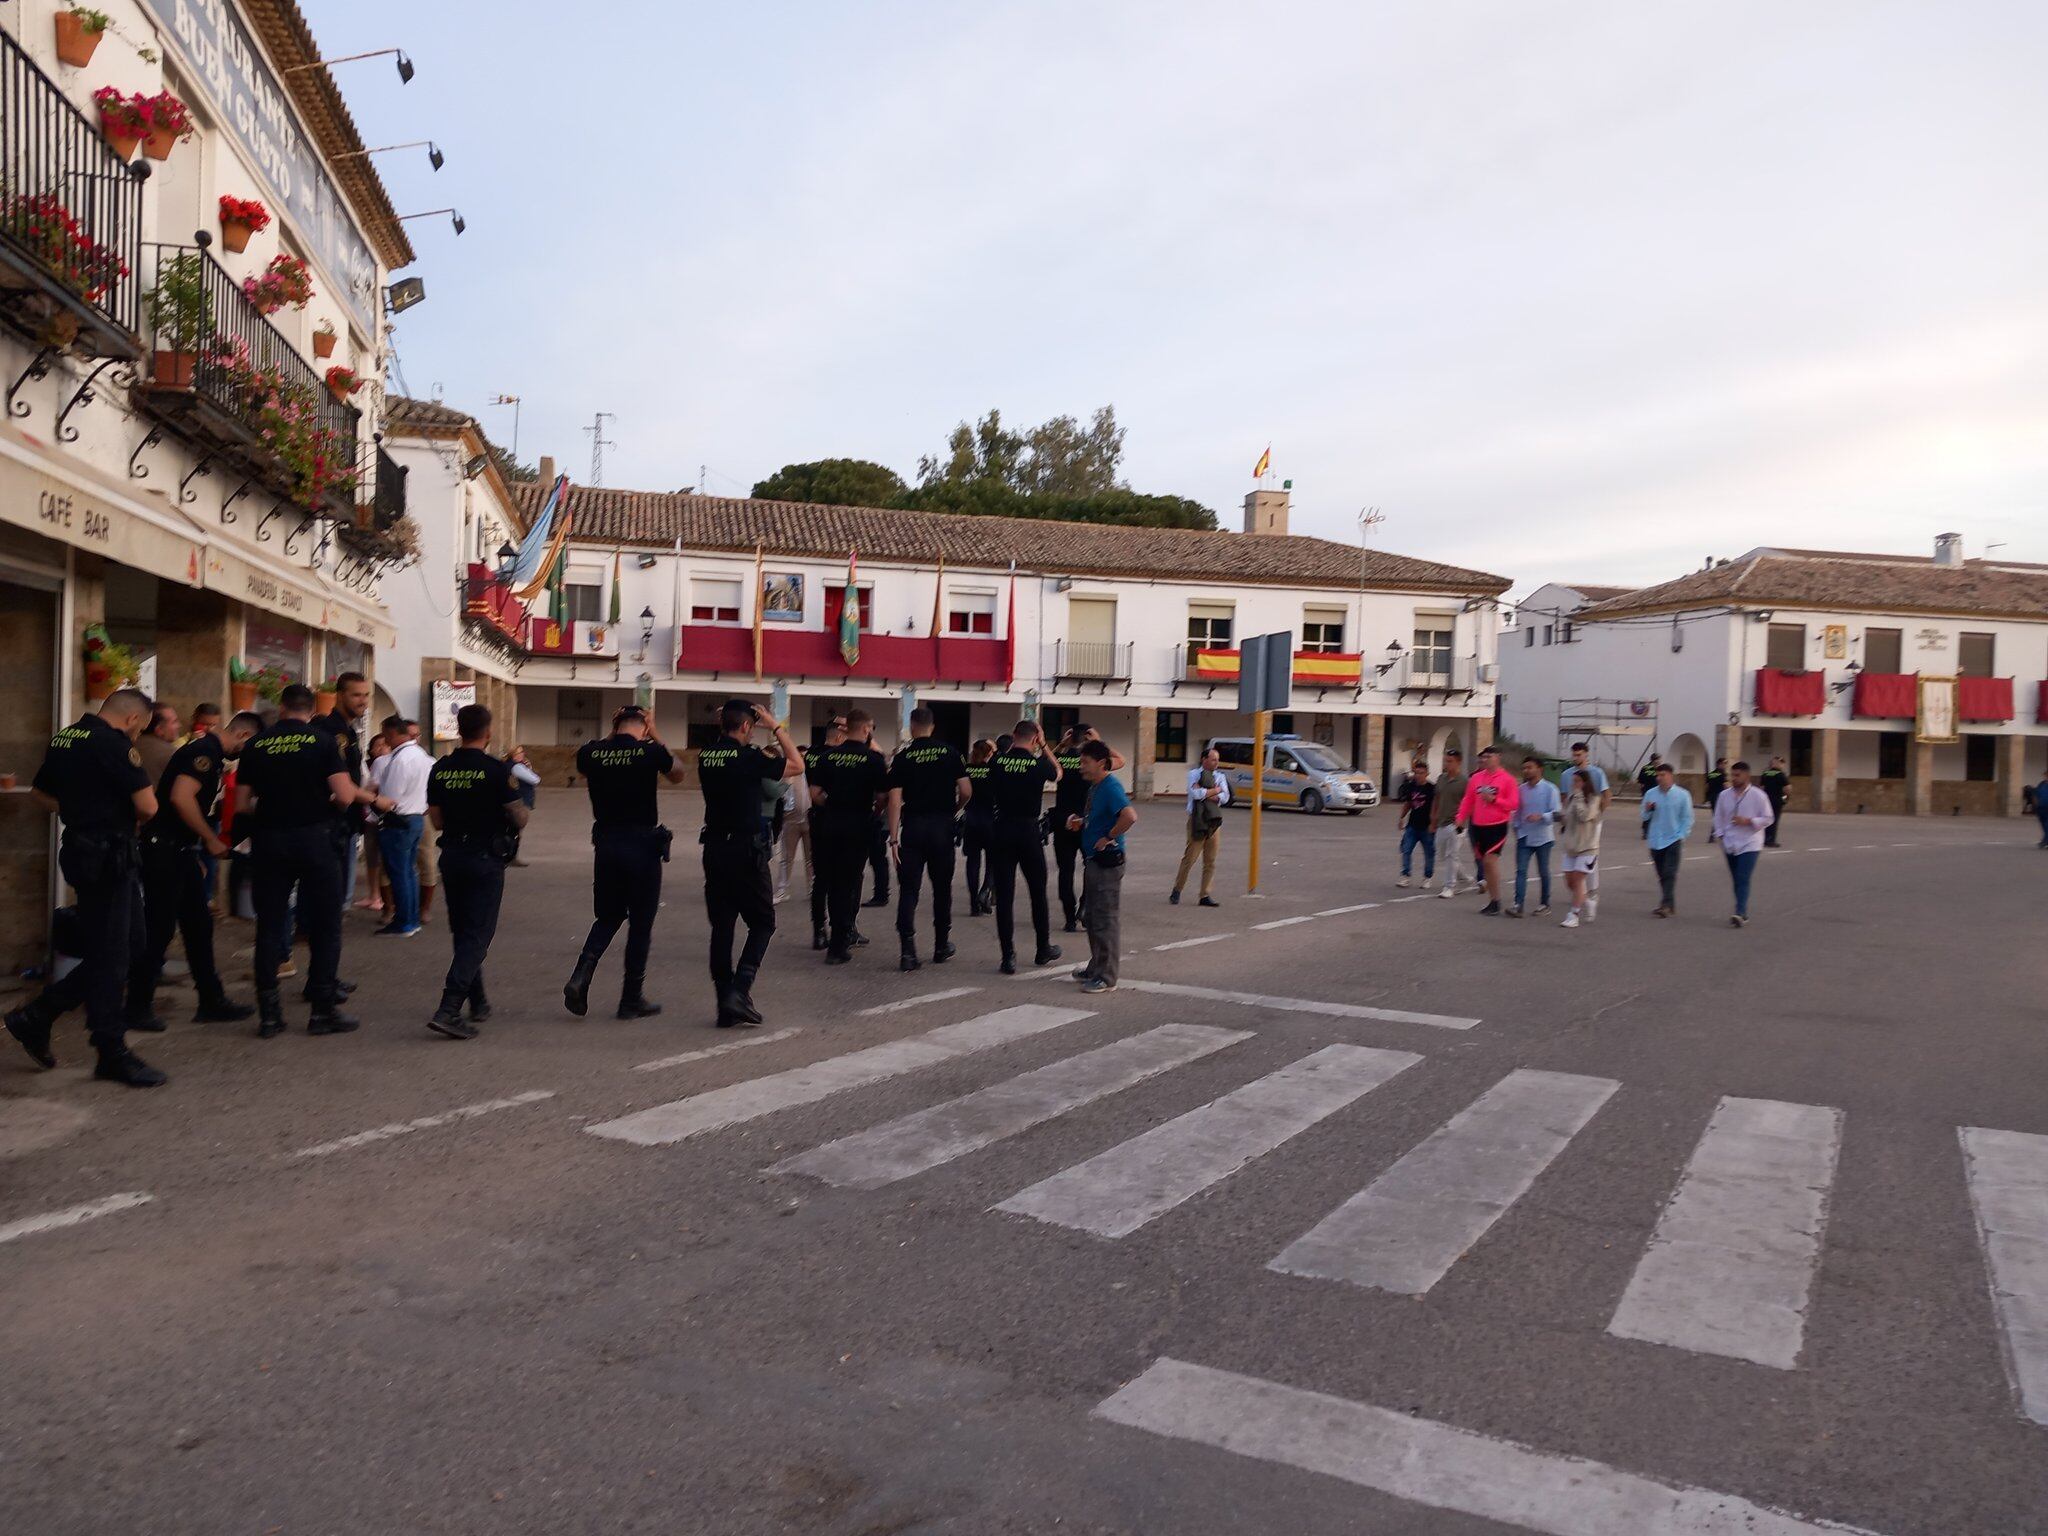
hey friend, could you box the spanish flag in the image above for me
[1252,445,1271,479]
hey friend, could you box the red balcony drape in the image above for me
[1849,671,1916,720]
[1957,676,2014,723]
[1753,667,1824,716]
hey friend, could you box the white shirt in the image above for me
[1712,783,1775,855]
[1185,764,1232,814]
[372,739,432,816]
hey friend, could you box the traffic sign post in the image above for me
[1238,632,1293,895]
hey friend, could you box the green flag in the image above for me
[837,551,860,667]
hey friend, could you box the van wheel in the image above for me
[1302,789,1326,816]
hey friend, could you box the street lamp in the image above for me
[397,208,464,236]
[639,605,656,649]
[284,48,415,84]
[1374,639,1405,677]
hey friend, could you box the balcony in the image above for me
[371,447,407,530]
[1053,639,1133,690]
[677,625,1009,685]
[1394,655,1476,696]
[1173,645,1373,697]
[0,29,144,359]
[463,563,529,645]
[133,242,360,523]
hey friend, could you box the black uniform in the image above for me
[428,747,522,1019]
[312,707,367,890]
[1760,766,1790,847]
[962,760,994,912]
[890,737,967,958]
[986,744,1060,964]
[809,738,888,956]
[802,743,829,943]
[1705,768,1728,832]
[237,719,350,1015]
[128,736,235,1023]
[571,733,674,1005]
[1050,746,1087,927]
[697,736,782,1019]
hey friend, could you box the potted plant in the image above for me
[54,7,110,68]
[216,194,270,254]
[315,677,339,715]
[139,90,195,161]
[312,320,337,359]
[92,87,150,161]
[253,666,290,706]
[228,658,258,711]
[242,252,313,315]
[144,252,211,388]
[82,623,137,702]
[324,364,362,401]
[1,190,129,304]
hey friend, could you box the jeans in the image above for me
[1400,824,1435,878]
[1651,841,1684,907]
[1433,824,1469,889]
[2036,807,2048,847]
[341,831,359,904]
[379,815,424,930]
[1082,858,1124,985]
[1725,849,1760,917]
[1513,839,1552,908]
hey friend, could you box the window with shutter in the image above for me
[1766,624,1806,670]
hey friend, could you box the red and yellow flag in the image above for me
[1252,444,1271,479]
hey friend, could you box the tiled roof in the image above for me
[1578,548,2048,621]
[384,396,472,433]
[513,484,1511,594]
[1568,584,1636,603]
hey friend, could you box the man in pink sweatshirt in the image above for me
[1456,745,1521,915]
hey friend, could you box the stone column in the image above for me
[1470,714,1495,756]
[1134,705,1158,797]
[69,553,107,721]
[1995,733,2029,817]
[1363,714,1387,783]
[1811,728,1840,813]
[154,586,235,715]
[1714,722,1742,774]
[1906,739,1934,816]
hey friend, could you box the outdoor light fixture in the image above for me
[635,553,658,570]
[495,541,516,578]
[639,606,656,645]
[337,140,444,171]
[1830,659,1863,697]
[386,276,427,314]
[285,48,415,84]
[1374,639,1405,677]
[397,209,464,236]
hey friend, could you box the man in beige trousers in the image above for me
[1171,746,1230,908]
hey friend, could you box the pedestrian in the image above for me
[1704,758,1728,839]
[1392,757,1436,888]
[3,689,165,1087]
[314,672,378,914]
[507,745,540,867]
[1760,755,1790,848]
[1559,742,1610,919]
[1557,770,1604,928]
[1069,740,1136,994]
[887,706,971,971]
[863,789,893,913]
[1050,723,1127,932]
[2033,767,2048,848]
[357,733,389,913]
[1636,753,1663,797]
[371,715,431,938]
[1509,756,1559,916]
[238,684,375,1040]
[804,713,847,949]
[127,709,262,1031]
[138,701,181,785]
[401,719,439,927]
[562,703,687,1018]
[185,702,221,745]
[695,699,800,1027]
[1432,747,1470,897]
[809,707,889,965]
[1714,760,1774,927]
[774,741,813,904]
[1641,760,1694,916]
[425,703,528,1040]
[1456,744,1520,914]
[986,719,1064,975]
[1172,745,1230,907]
[962,739,997,915]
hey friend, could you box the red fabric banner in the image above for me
[1957,675,2014,723]
[1849,671,1917,720]
[1753,667,1824,717]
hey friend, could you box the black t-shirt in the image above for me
[697,738,782,836]
[33,714,150,836]
[963,761,994,820]
[987,746,1058,820]
[145,736,226,844]
[889,738,967,815]
[1395,775,1436,832]
[1052,748,1088,815]
[811,741,888,827]
[428,747,520,840]
[578,733,673,828]
[239,720,348,831]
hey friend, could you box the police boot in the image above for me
[192,992,255,1024]
[308,1001,360,1036]
[4,1002,55,1069]
[1033,942,1063,968]
[93,1045,167,1089]
[999,950,1018,976]
[255,988,287,1041]
[467,979,492,1024]
[726,971,765,1026]
[932,934,956,965]
[124,980,168,1034]
[617,977,662,1019]
[899,939,921,973]
[428,988,479,1041]
[303,977,356,1004]
[811,923,828,951]
[563,951,600,1017]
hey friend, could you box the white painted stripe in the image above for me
[1094,1358,1880,1536]
[856,987,983,1016]
[1252,915,1318,930]
[291,1090,557,1159]
[1107,979,1478,1031]
[0,1192,153,1246]
[1313,902,1382,916]
[586,1004,1093,1147]
[1153,933,1234,951]
[1607,1096,1843,1368]
[1960,1125,2048,1425]
[1807,847,1832,852]
[997,1044,1421,1237]
[634,1027,804,1073]
[774,1023,1249,1189]
[1271,1068,1618,1293]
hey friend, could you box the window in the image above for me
[1561,620,1576,644]
[1155,710,1188,763]
[1766,623,1806,671]
[1524,626,1536,648]
[825,584,872,631]
[1214,739,1253,767]
[1959,632,1995,678]
[690,577,742,624]
[946,589,997,635]
[1273,747,1303,775]
[1301,605,1346,653]
[1271,713,1296,735]
[1864,627,1903,673]
[563,583,603,624]
[1965,735,1996,782]
[1187,601,1234,649]
[1040,705,1080,745]
[1877,731,1907,780]
[1790,729,1813,778]
[1412,620,1454,679]
[1541,625,1554,646]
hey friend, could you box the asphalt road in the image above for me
[1,795,2043,1535]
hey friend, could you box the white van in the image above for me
[1205,734,1379,815]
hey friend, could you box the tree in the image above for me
[917,405,1125,497]
[752,458,908,506]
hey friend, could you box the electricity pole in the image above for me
[584,412,618,486]
[488,393,521,461]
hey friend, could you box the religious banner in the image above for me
[1916,675,1958,744]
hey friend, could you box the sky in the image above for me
[307,0,2048,594]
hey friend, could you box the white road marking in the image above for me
[0,1192,153,1246]
[291,1090,557,1159]
[997,1044,1420,1237]
[1271,1068,1618,1293]
[1607,1096,1843,1368]
[633,1027,804,1073]
[585,1004,1093,1147]
[1153,933,1234,951]
[1960,1125,2048,1425]
[1251,915,1318,930]
[1314,902,1383,916]
[773,1023,1249,1189]
[1390,893,1434,903]
[856,987,982,1016]
[1103,979,1478,1031]
[1807,847,1832,852]
[1856,844,1879,849]
[1094,1357,1881,1536]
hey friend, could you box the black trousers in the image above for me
[809,838,828,932]
[962,815,992,903]
[895,811,957,946]
[253,824,343,1004]
[1651,842,1684,907]
[704,831,775,999]
[1764,797,1785,846]
[128,838,226,1018]
[582,825,664,981]
[439,843,506,1004]
[813,817,868,951]
[27,838,143,1050]
[867,815,890,900]
[989,818,1052,959]
[1051,822,1084,924]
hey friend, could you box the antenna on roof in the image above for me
[1357,506,1385,546]
[584,412,617,486]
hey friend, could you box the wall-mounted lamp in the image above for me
[1829,659,1863,697]
[1373,638,1405,677]
[336,140,443,171]
[635,553,658,570]
[386,276,427,314]
[397,208,464,236]
[462,453,489,480]
[495,540,516,579]
[1750,609,1775,623]
[285,47,415,84]
[639,605,656,647]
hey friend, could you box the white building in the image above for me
[1498,537,2048,815]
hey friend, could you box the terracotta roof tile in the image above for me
[1579,548,2048,621]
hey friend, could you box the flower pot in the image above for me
[312,332,336,359]
[326,380,353,402]
[229,680,259,711]
[220,219,254,254]
[315,691,338,716]
[103,128,144,162]
[152,350,198,389]
[54,13,103,68]
[143,128,179,162]
[0,773,16,792]
[84,663,115,702]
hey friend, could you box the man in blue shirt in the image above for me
[1640,760,1696,916]
[1509,756,1560,916]
[1560,743,1610,917]
[1066,740,1136,994]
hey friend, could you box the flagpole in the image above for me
[752,540,765,681]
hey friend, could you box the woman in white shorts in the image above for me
[1558,773,1604,928]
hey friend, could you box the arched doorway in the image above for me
[1669,732,1707,773]
[1428,724,1462,770]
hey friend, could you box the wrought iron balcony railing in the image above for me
[372,446,406,529]
[1054,639,1133,681]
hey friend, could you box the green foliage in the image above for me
[145,252,210,351]
[916,406,1126,498]
[752,458,908,506]
[70,8,111,35]
[898,480,1217,530]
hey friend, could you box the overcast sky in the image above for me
[313,0,2048,593]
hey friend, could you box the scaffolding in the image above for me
[1556,697,1660,779]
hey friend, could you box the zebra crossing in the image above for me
[583,1001,2048,1428]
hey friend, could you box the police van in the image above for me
[1205,734,1379,815]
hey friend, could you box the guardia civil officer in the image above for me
[697,699,800,1026]
[314,670,381,922]
[126,708,263,1031]
[809,707,888,964]
[563,703,686,1018]
[3,688,164,1087]
[425,703,528,1040]
[887,707,970,971]
[237,684,373,1038]
[1049,723,1127,932]
[804,712,848,949]
[962,738,997,915]
[986,719,1064,975]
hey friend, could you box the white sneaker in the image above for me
[1395,877,1412,889]
[1561,910,1580,928]
[1438,884,1457,899]
[1422,877,1436,890]
[1585,895,1599,920]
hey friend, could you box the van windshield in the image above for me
[1287,744,1348,774]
